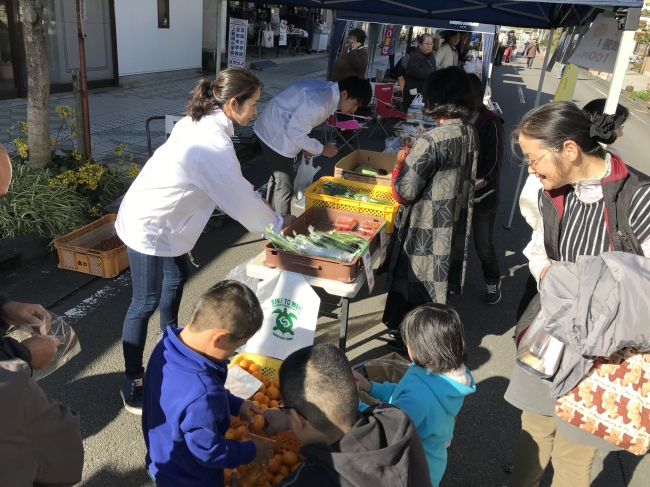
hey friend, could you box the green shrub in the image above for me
[630,90,650,101]
[0,163,91,239]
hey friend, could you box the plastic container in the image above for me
[263,207,386,282]
[359,220,382,236]
[230,352,283,380]
[305,176,399,233]
[516,311,565,378]
[335,216,358,231]
[53,214,129,278]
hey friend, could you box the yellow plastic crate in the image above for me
[304,176,399,233]
[229,352,283,380]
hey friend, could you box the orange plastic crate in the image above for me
[53,214,129,278]
[304,176,399,233]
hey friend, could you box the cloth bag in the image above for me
[243,271,320,360]
[262,30,274,48]
[293,154,320,203]
[555,348,650,455]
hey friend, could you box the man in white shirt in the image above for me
[495,31,508,67]
[254,76,372,215]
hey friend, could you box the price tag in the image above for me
[379,224,387,265]
[362,249,375,294]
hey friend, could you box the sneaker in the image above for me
[156,330,164,343]
[486,279,502,305]
[121,376,144,415]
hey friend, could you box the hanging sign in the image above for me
[568,13,620,74]
[228,18,248,68]
[381,25,396,56]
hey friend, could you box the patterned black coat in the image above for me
[385,119,479,304]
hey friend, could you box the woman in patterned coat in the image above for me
[380,66,479,352]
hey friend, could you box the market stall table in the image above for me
[246,249,380,351]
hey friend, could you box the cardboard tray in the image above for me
[333,149,396,187]
[263,207,386,283]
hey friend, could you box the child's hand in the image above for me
[263,408,289,436]
[239,399,263,423]
[251,437,274,465]
[352,371,372,393]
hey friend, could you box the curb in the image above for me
[0,233,51,275]
[581,69,650,112]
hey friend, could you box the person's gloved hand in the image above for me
[239,399,263,423]
[21,336,60,370]
[263,407,289,436]
[2,300,51,333]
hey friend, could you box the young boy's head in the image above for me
[337,76,372,113]
[180,280,263,362]
[400,303,468,374]
[278,344,359,446]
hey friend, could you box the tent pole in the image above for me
[505,27,554,230]
[604,30,636,114]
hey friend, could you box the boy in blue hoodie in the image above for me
[142,280,273,487]
[354,303,476,487]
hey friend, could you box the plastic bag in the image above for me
[224,364,263,399]
[12,312,81,380]
[293,154,321,204]
[225,258,260,294]
[383,136,401,154]
[516,295,565,378]
[410,93,424,109]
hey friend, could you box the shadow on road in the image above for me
[82,466,154,487]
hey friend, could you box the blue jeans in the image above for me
[558,64,566,77]
[122,247,191,378]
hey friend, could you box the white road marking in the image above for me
[631,112,649,126]
[518,85,526,104]
[593,87,607,96]
[63,274,130,321]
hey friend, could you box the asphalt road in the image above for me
[2,54,650,486]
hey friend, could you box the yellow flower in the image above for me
[50,138,56,148]
[12,137,28,159]
[7,125,14,134]
[88,204,103,218]
[129,154,134,162]
[71,150,82,161]
[18,121,28,135]
[55,105,73,119]
[113,142,128,157]
[68,131,77,138]
[127,163,140,179]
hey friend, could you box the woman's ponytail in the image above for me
[185,79,217,122]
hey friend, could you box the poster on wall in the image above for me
[568,13,620,74]
[381,25,396,56]
[228,18,248,68]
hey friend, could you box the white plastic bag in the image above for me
[293,154,321,204]
[225,258,260,294]
[383,136,401,154]
[12,312,81,380]
[262,30,274,48]
[243,271,320,360]
[410,93,424,109]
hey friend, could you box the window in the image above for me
[157,0,169,29]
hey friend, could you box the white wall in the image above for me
[202,0,227,52]
[114,0,202,76]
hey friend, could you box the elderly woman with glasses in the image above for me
[403,33,436,109]
[506,101,650,486]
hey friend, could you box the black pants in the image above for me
[261,140,295,216]
[495,46,506,66]
[472,205,500,281]
[516,272,539,321]
[526,57,535,68]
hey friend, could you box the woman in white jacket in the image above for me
[115,68,292,414]
[434,31,461,70]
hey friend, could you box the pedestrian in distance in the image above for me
[495,30,508,67]
[403,34,437,109]
[524,38,539,69]
[330,28,369,82]
[354,303,476,487]
[434,30,461,70]
[468,73,506,304]
[254,76,372,215]
[116,68,296,415]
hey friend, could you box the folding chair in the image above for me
[370,83,406,137]
[323,112,371,151]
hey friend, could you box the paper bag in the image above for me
[244,271,319,360]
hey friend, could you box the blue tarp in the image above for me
[280,1,643,29]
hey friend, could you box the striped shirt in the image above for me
[540,185,650,263]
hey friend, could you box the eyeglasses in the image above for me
[525,149,554,171]
[278,405,308,421]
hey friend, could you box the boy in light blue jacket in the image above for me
[355,303,476,486]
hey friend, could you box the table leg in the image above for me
[338,297,350,351]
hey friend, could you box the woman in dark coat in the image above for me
[380,66,479,352]
[403,34,436,109]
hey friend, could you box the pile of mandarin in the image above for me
[223,358,303,486]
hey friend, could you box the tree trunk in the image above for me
[21,0,50,168]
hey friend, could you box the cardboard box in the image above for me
[353,352,411,405]
[334,150,396,187]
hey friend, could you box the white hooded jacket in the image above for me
[254,79,340,158]
[116,110,282,257]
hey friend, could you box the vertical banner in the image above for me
[381,24,396,56]
[228,18,248,68]
[568,13,620,74]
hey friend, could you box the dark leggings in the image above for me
[517,272,539,321]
